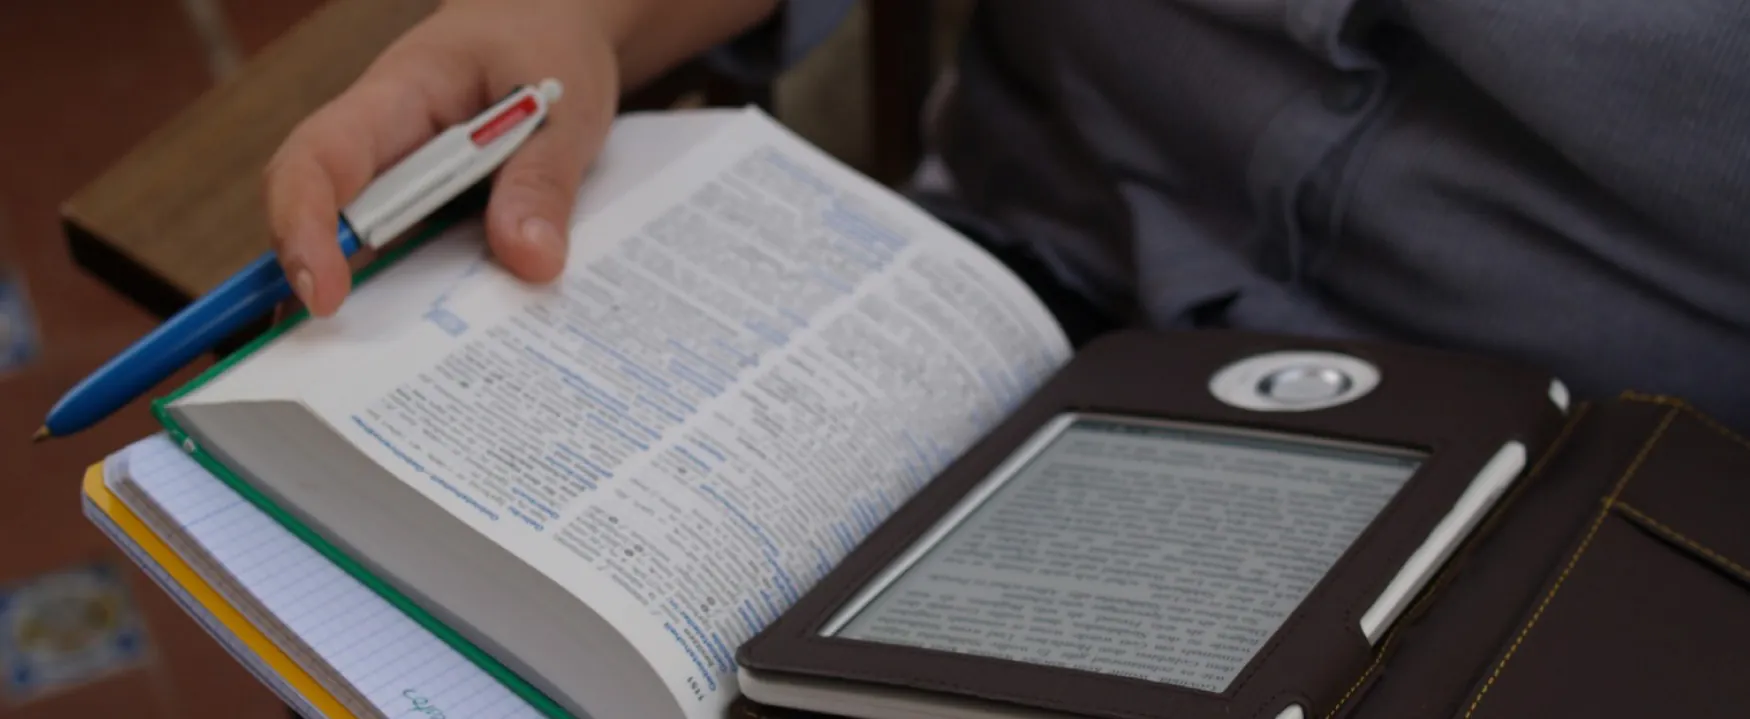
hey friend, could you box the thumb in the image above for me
[483,72,614,283]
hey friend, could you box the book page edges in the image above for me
[153,398,579,719]
[83,460,361,719]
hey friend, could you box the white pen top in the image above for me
[342,79,563,249]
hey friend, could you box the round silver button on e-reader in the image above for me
[1208,350,1380,412]
[1258,364,1351,403]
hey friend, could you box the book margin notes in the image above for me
[161,106,1074,718]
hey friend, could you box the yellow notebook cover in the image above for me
[81,461,356,719]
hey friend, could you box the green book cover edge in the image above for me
[147,220,576,719]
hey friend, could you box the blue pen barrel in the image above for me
[46,251,293,431]
[43,219,361,436]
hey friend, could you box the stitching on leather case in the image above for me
[1613,502,1750,587]
[1317,403,1593,719]
[1460,404,1679,719]
[1619,391,1750,450]
[1320,635,1392,719]
[1614,392,1750,584]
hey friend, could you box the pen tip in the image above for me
[31,426,50,443]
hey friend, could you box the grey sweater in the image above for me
[718,1,1750,428]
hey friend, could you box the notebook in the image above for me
[81,459,348,719]
[99,434,546,719]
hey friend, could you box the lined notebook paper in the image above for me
[83,461,347,718]
[117,434,546,719]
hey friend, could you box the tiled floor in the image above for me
[0,1,321,717]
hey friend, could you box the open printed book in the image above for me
[154,106,1074,718]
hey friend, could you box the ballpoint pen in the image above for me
[37,78,564,441]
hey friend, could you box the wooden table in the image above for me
[62,0,433,330]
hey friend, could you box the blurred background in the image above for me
[0,1,965,715]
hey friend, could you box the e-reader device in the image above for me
[734,329,1573,719]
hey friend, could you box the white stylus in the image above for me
[1358,441,1528,643]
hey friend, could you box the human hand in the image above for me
[263,0,621,317]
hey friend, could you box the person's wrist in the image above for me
[433,0,632,49]
[577,0,784,88]
[573,0,645,51]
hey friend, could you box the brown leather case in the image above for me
[730,329,1610,718]
[728,363,1750,719]
[1336,392,1750,718]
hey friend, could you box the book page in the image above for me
[290,107,1071,716]
[184,109,750,404]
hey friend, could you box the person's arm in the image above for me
[592,0,781,89]
[264,0,782,317]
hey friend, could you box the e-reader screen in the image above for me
[820,413,1424,694]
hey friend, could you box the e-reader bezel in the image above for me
[813,410,1430,683]
[736,329,1569,719]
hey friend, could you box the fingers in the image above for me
[263,141,353,317]
[481,49,618,284]
[262,0,619,314]
[262,41,485,316]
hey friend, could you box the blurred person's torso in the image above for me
[931,0,1750,426]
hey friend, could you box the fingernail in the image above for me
[519,217,566,262]
[292,267,315,306]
